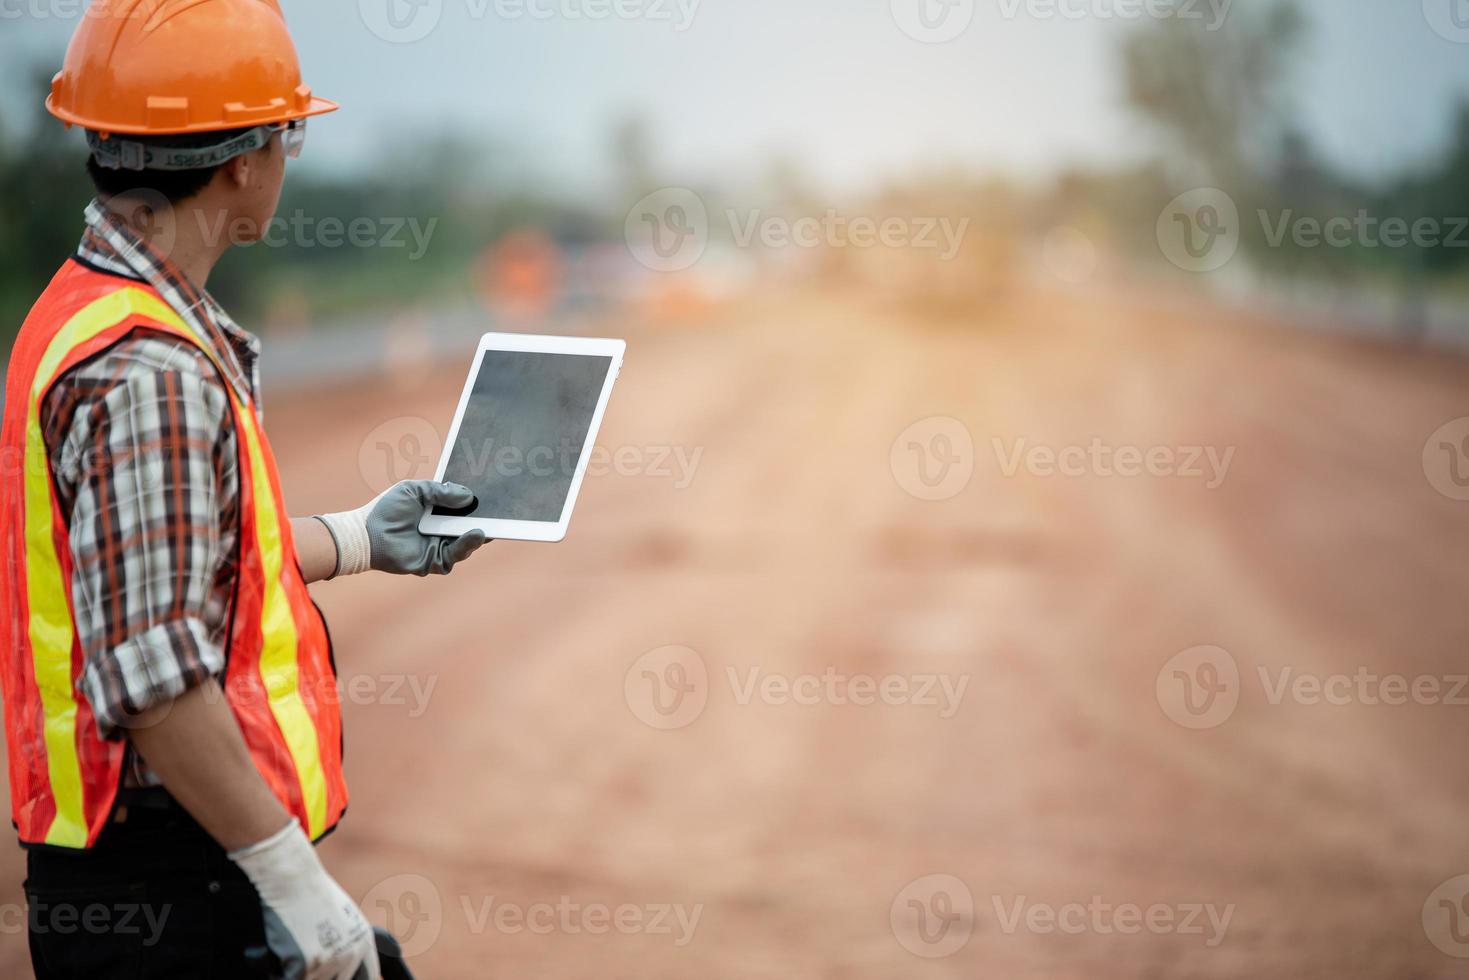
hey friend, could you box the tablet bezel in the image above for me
[418,332,625,543]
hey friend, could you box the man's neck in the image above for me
[103,193,228,291]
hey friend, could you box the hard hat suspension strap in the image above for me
[86,124,283,172]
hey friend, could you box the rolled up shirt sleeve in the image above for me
[45,340,238,739]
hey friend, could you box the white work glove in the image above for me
[230,821,381,980]
[315,480,488,578]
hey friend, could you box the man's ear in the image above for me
[222,152,252,190]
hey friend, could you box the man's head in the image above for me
[83,123,301,242]
[49,0,335,238]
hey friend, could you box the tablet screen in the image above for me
[433,350,615,523]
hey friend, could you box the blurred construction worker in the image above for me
[0,2,485,978]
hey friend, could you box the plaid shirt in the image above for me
[42,201,265,767]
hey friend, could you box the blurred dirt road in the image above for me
[4,284,1469,978]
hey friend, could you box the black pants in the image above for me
[24,791,271,980]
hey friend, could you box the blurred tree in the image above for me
[1119,0,1468,337]
[0,68,96,346]
[612,116,659,203]
[1121,0,1306,189]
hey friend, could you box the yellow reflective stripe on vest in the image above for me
[234,416,327,838]
[26,286,327,843]
[25,288,185,845]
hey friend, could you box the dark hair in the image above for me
[84,127,254,204]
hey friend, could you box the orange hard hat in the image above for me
[47,0,337,137]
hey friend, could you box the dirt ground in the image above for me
[3,283,1469,978]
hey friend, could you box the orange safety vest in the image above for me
[0,260,347,849]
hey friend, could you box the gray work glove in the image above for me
[315,480,488,578]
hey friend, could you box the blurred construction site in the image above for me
[3,0,1469,976]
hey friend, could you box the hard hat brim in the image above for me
[47,95,340,138]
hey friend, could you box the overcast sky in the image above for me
[5,0,1469,198]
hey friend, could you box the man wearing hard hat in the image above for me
[0,2,486,977]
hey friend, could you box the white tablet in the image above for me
[418,332,625,542]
